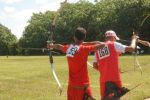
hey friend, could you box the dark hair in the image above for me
[74,27,86,41]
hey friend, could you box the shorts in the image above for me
[67,85,93,100]
[100,81,122,98]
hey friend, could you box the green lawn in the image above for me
[0,55,150,100]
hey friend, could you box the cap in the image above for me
[105,30,120,40]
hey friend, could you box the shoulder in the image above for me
[114,42,127,47]
[114,42,127,53]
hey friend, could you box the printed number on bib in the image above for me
[98,45,110,59]
[66,45,79,57]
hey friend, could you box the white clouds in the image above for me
[0,8,33,38]
[0,10,29,38]
[0,0,69,38]
[0,0,23,4]
[12,9,34,20]
[0,0,65,38]
[34,0,60,11]
[6,9,37,38]
[38,2,60,12]
[35,0,48,5]
[3,6,16,14]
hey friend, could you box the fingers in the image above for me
[132,32,139,40]
[47,43,54,49]
[93,62,99,70]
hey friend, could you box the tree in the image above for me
[19,11,55,55]
[19,0,150,55]
[0,23,17,55]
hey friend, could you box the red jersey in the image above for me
[61,44,95,86]
[95,41,121,82]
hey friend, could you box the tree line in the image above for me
[0,0,150,55]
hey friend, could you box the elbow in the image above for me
[130,48,135,52]
[131,47,136,51]
[130,47,136,52]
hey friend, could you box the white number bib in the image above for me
[98,45,110,59]
[66,44,79,57]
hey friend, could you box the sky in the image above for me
[0,0,94,39]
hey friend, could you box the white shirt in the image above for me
[114,42,127,53]
[66,44,79,57]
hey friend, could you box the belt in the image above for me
[69,84,89,90]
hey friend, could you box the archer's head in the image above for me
[105,30,120,42]
[73,27,87,44]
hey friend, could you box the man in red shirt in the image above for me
[47,27,104,100]
[93,30,138,100]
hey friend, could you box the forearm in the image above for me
[47,44,64,50]
[94,42,105,50]
[130,38,137,49]
[125,38,137,52]
[138,39,150,47]
[53,44,64,50]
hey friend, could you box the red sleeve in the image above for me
[81,45,95,53]
[60,45,69,53]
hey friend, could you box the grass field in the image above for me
[0,55,150,100]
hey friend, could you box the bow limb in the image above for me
[135,55,142,75]
[135,15,150,75]
[52,0,67,26]
[48,47,62,95]
[87,61,93,68]
[48,0,68,95]
[47,36,62,95]
[49,54,62,95]
[134,51,142,75]
[139,14,150,28]
[133,32,142,75]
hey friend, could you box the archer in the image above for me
[93,30,138,100]
[47,27,105,100]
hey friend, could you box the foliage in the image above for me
[1,0,150,55]
[19,11,55,55]
[22,0,150,42]
[0,24,17,55]
[56,1,95,42]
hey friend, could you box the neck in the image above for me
[105,38,116,42]
[106,39,114,42]
[74,40,83,45]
